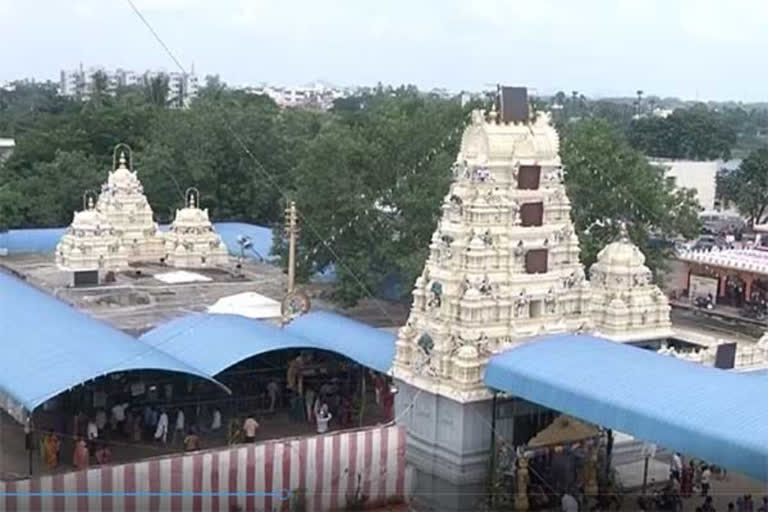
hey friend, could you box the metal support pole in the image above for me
[488,391,498,509]
[26,418,33,477]
[358,369,366,428]
[286,201,298,294]
[641,455,650,494]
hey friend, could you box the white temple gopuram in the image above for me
[392,87,675,509]
[56,145,230,276]
[392,100,592,404]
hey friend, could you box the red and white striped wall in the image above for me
[0,424,406,512]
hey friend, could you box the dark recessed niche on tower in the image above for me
[525,249,548,274]
[498,86,529,123]
[520,202,544,227]
[517,165,541,190]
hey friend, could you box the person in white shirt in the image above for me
[267,381,280,412]
[95,409,107,434]
[670,452,683,482]
[172,409,185,445]
[154,410,169,444]
[211,408,222,431]
[316,404,332,434]
[700,465,712,496]
[561,491,579,512]
[87,419,99,441]
[243,415,259,443]
[304,388,316,425]
[111,403,128,432]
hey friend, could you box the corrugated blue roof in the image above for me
[0,271,227,415]
[283,311,396,373]
[0,228,65,253]
[0,223,275,261]
[213,222,275,261]
[140,311,396,375]
[485,335,768,482]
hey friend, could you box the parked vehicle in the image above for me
[740,301,767,321]
[694,295,714,311]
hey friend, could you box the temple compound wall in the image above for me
[0,425,407,512]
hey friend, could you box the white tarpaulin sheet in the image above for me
[154,270,212,284]
[208,291,281,319]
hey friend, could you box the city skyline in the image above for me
[2,0,768,102]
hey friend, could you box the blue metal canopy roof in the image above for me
[283,311,396,373]
[0,227,65,253]
[204,222,275,261]
[485,335,768,482]
[0,271,227,420]
[0,223,274,260]
[140,311,396,375]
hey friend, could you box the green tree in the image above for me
[716,146,768,225]
[144,74,170,108]
[137,91,294,224]
[282,88,466,305]
[2,150,103,227]
[627,106,736,160]
[87,71,110,109]
[562,119,701,273]
[198,74,227,101]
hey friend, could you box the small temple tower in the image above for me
[589,224,672,342]
[55,193,128,272]
[57,144,232,281]
[95,145,164,263]
[163,188,230,268]
[392,87,591,509]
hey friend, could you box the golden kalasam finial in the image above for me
[112,143,133,171]
[618,221,630,242]
[185,187,200,209]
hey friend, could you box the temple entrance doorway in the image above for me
[724,275,745,307]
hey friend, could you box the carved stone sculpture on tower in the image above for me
[392,106,592,403]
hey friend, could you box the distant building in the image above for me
[243,81,352,110]
[59,65,198,108]
[0,138,14,163]
[650,158,739,213]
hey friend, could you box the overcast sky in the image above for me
[2,0,767,101]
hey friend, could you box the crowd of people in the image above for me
[35,354,394,473]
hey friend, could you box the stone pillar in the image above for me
[394,380,514,512]
[584,446,598,498]
[745,274,753,300]
[514,456,530,511]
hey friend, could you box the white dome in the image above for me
[71,209,109,230]
[596,239,646,268]
[173,206,210,225]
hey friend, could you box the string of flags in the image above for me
[569,149,662,228]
